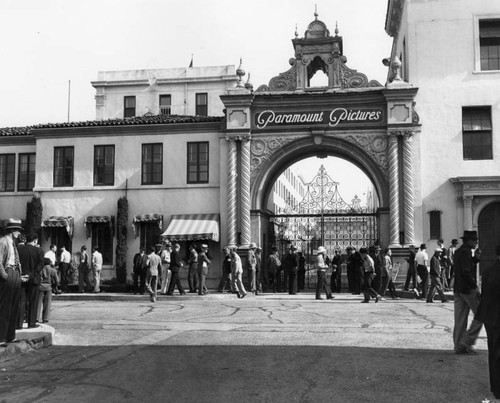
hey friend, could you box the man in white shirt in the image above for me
[92,246,103,293]
[59,246,71,292]
[44,244,57,267]
[415,243,429,300]
[160,242,172,295]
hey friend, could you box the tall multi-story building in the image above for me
[386,0,500,268]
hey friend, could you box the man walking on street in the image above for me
[453,230,482,355]
[0,218,23,347]
[160,242,172,295]
[415,244,429,300]
[426,248,448,303]
[166,244,186,296]
[197,244,210,295]
[77,245,92,293]
[230,246,247,299]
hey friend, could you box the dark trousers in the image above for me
[0,268,21,342]
[60,262,70,291]
[133,268,147,294]
[18,282,40,328]
[197,267,207,295]
[485,323,500,399]
[78,264,92,292]
[404,264,417,290]
[218,272,232,292]
[267,271,277,292]
[167,271,185,295]
[188,264,198,292]
[316,270,332,299]
[298,269,305,290]
[275,269,283,292]
[289,269,298,294]
[353,268,363,294]
[282,267,289,291]
[37,286,52,322]
[427,275,447,302]
[416,265,429,298]
[363,272,378,301]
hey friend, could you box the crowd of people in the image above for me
[0,219,499,398]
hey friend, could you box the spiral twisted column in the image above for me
[402,131,415,245]
[388,132,400,246]
[226,138,238,247]
[240,136,252,246]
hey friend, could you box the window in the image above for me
[195,93,208,116]
[18,153,36,191]
[141,143,162,185]
[187,142,208,184]
[159,95,171,115]
[140,222,161,251]
[124,96,136,118]
[92,224,113,265]
[462,106,492,160]
[54,147,74,187]
[0,154,15,192]
[94,145,115,186]
[429,210,442,240]
[480,19,500,71]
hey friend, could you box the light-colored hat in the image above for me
[201,244,208,249]
[317,246,326,254]
[3,218,24,231]
[435,247,443,253]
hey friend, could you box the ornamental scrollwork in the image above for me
[343,134,389,174]
[250,137,297,184]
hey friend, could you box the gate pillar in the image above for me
[387,132,400,247]
[402,131,415,245]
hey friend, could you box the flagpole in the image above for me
[67,80,71,122]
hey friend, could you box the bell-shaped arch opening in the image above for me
[307,56,329,88]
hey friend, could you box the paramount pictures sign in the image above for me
[254,107,385,129]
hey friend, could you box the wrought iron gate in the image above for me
[269,165,378,287]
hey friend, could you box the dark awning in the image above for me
[161,213,219,242]
[42,216,74,237]
[84,216,115,238]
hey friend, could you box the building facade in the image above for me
[386,0,500,269]
[1,3,499,287]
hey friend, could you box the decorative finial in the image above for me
[314,4,318,20]
[335,21,339,36]
[295,23,298,38]
[236,57,246,88]
[245,72,253,91]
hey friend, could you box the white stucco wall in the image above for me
[393,0,500,245]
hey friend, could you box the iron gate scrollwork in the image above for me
[270,165,378,288]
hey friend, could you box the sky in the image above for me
[0,0,392,128]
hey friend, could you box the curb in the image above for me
[0,324,54,362]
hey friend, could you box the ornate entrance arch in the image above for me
[250,134,389,211]
[220,11,419,252]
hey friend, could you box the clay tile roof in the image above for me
[0,114,224,137]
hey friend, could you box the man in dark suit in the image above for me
[475,244,500,399]
[453,230,482,354]
[166,243,186,295]
[17,233,44,328]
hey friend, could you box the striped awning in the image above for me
[41,216,74,237]
[84,215,114,225]
[161,213,219,242]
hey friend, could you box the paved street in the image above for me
[0,292,494,402]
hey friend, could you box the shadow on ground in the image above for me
[0,345,493,402]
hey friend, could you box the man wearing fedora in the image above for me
[287,245,299,295]
[475,244,500,399]
[0,218,24,346]
[197,244,210,295]
[230,246,247,298]
[187,243,198,293]
[453,230,483,354]
[316,246,333,300]
[447,238,459,291]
